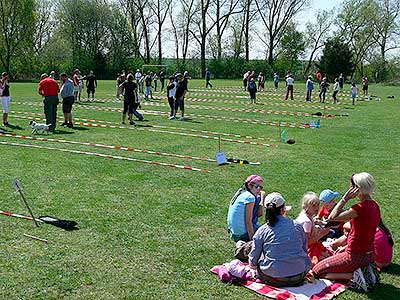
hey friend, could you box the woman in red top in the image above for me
[312,172,381,280]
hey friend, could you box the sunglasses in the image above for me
[253,183,263,190]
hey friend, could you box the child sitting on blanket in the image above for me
[227,175,264,242]
[316,189,344,239]
[296,192,333,265]
[249,192,312,287]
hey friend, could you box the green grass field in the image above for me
[0,79,399,300]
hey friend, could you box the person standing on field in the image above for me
[60,73,75,128]
[248,78,257,104]
[285,74,294,100]
[205,68,212,88]
[167,76,176,119]
[86,70,97,101]
[0,72,11,126]
[332,78,340,104]
[319,78,329,103]
[273,72,279,91]
[306,76,314,102]
[38,73,59,131]
[173,73,187,121]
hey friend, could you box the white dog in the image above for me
[29,120,51,134]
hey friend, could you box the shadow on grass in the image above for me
[366,283,400,300]
[180,118,203,124]
[134,124,153,128]
[71,126,89,131]
[381,263,400,276]
[5,124,24,130]
[53,129,74,135]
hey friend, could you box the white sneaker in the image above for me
[168,116,175,120]
[350,268,368,292]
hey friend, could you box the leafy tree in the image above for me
[0,0,35,77]
[278,23,305,74]
[318,37,354,80]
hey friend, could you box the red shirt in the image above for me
[318,206,330,219]
[347,200,380,254]
[38,78,59,97]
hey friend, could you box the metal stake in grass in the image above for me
[12,179,39,228]
[23,233,48,243]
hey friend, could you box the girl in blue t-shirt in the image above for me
[227,175,264,242]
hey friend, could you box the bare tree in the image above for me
[212,0,242,59]
[303,10,333,75]
[120,0,143,59]
[150,0,172,64]
[34,0,54,55]
[336,0,377,77]
[255,0,308,64]
[190,0,215,74]
[370,0,400,64]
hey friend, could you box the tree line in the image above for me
[0,0,399,82]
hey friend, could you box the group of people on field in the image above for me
[36,70,97,130]
[238,70,370,106]
[227,173,393,291]
[116,69,189,124]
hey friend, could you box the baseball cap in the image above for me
[319,189,340,203]
[264,192,292,211]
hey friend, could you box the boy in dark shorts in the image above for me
[86,71,97,101]
[60,73,75,128]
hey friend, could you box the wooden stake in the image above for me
[23,233,48,243]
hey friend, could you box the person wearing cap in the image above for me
[227,175,264,242]
[306,76,314,102]
[1,72,11,126]
[49,70,56,79]
[285,74,294,100]
[316,189,343,239]
[248,192,311,287]
[312,173,381,291]
[38,73,60,131]
[332,78,340,104]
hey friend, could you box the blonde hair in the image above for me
[353,172,375,195]
[301,192,320,210]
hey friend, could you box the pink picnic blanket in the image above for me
[211,265,346,300]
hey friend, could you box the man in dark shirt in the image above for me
[86,70,97,101]
[174,73,187,121]
[120,74,143,125]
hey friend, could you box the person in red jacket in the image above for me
[38,73,60,131]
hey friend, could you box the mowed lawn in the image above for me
[0,79,399,300]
